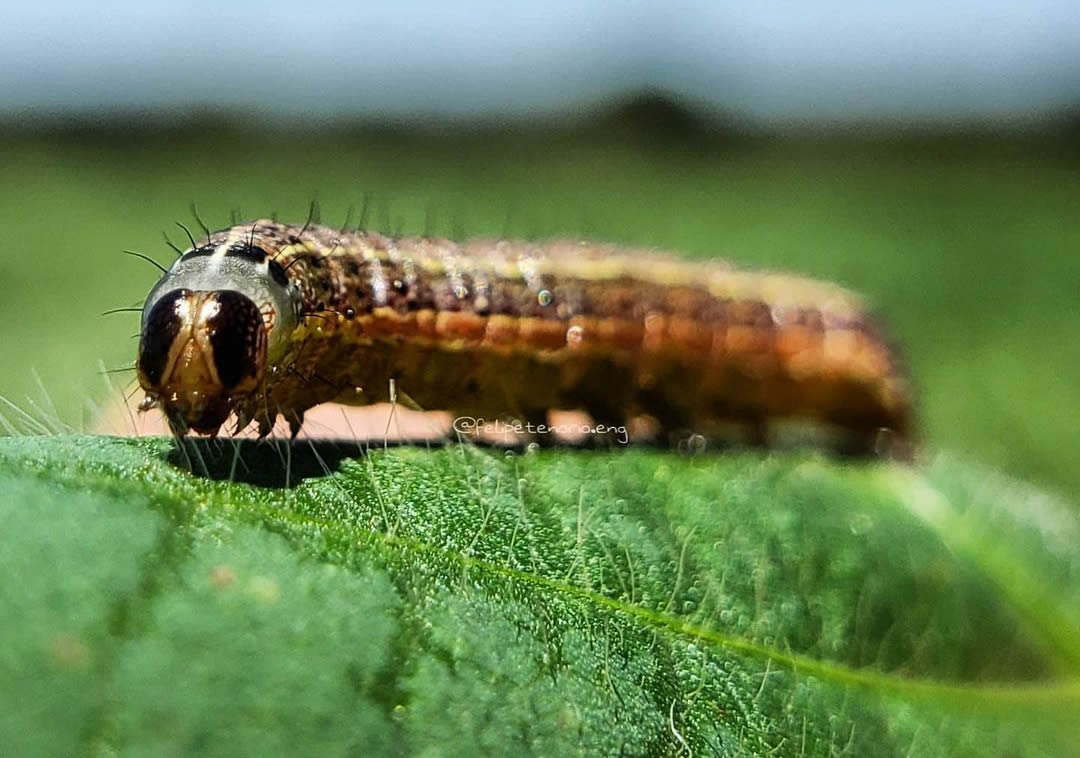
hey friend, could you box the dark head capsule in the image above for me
[137,289,268,436]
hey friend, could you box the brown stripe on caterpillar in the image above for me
[136,219,914,454]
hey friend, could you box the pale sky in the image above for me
[1,1,1077,125]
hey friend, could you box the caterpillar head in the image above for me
[136,235,301,437]
[137,288,268,436]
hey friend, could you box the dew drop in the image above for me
[537,289,554,307]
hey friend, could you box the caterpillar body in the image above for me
[136,220,913,453]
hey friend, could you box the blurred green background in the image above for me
[1,108,1078,495]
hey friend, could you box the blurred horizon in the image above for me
[2,1,1079,130]
[5,90,1080,142]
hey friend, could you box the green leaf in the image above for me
[0,435,1076,756]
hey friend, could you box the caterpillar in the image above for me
[136,219,914,454]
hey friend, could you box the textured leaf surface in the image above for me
[0,435,1077,756]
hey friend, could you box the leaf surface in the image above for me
[0,435,1076,756]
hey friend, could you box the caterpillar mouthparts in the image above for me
[136,219,914,454]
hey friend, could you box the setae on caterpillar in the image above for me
[135,219,914,454]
